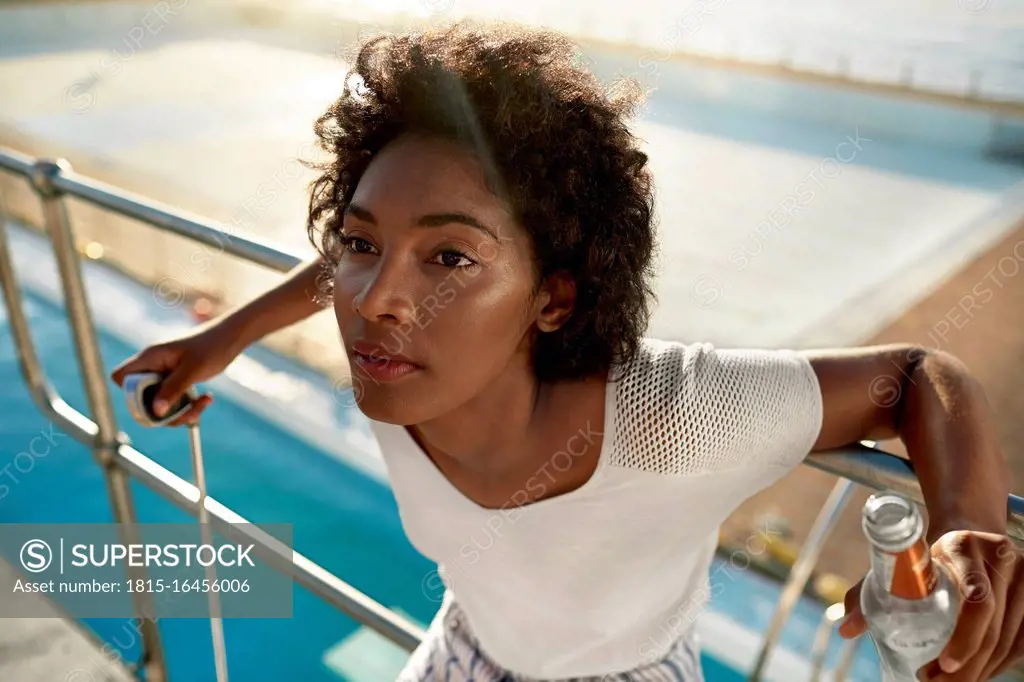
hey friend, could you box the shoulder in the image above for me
[612,338,819,404]
[607,338,823,475]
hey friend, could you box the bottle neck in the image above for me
[869,536,938,600]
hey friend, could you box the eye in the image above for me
[431,249,477,269]
[339,234,378,256]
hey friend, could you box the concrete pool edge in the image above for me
[785,178,1024,349]
[0,556,135,682]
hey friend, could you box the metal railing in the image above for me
[753,445,1024,680]
[0,149,425,681]
[749,477,856,681]
[2,145,1024,681]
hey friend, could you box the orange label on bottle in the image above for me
[887,539,937,599]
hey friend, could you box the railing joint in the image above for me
[29,158,71,199]
[93,440,121,471]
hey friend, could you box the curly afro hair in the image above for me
[306,19,658,384]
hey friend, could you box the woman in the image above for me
[112,21,1024,682]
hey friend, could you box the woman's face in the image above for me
[333,133,547,424]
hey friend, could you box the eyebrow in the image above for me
[343,203,500,241]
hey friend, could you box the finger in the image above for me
[187,396,213,424]
[941,565,1002,676]
[838,579,867,639]
[165,399,209,427]
[990,612,1024,679]
[932,537,1000,675]
[184,403,208,425]
[166,395,212,427]
[916,659,941,680]
[110,353,141,386]
[152,363,199,417]
[981,544,1023,679]
[837,609,866,639]
[110,347,172,386]
[933,623,1001,682]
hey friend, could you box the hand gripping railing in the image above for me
[2,147,1024,680]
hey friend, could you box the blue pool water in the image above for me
[0,294,436,681]
[0,230,882,681]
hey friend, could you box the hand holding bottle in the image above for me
[839,493,1024,681]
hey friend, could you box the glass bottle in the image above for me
[859,492,960,681]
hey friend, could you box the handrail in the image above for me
[0,225,424,651]
[806,446,1024,544]
[0,152,426,671]
[0,147,305,274]
[3,146,1024,680]
[1,164,168,680]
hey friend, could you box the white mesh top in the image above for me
[369,338,824,678]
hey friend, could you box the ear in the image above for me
[535,271,576,333]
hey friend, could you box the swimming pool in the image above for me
[0,222,882,680]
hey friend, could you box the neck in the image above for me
[408,356,555,482]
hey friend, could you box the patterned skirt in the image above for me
[395,596,705,682]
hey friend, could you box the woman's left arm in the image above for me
[803,343,1022,681]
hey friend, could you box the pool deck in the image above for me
[2,13,1022,374]
[0,556,135,682]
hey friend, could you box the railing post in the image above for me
[808,603,845,681]
[832,635,860,681]
[29,159,169,682]
[748,478,855,681]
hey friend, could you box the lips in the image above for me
[350,340,420,366]
[350,340,422,382]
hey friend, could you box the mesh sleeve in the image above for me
[609,340,823,476]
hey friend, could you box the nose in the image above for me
[348,257,418,325]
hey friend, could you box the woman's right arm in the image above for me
[216,257,329,354]
[110,257,331,424]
